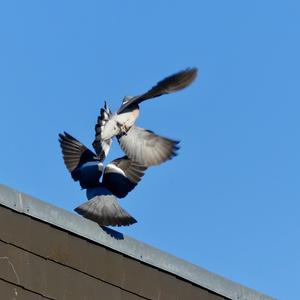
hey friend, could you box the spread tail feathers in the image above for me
[74,194,137,227]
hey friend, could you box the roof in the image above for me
[0,184,274,300]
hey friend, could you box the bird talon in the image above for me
[120,125,128,136]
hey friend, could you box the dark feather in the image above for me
[108,156,147,183]
[58,132,96,173]
[117,68,197,113]
[103,156,147,198]
[92,103,113,160]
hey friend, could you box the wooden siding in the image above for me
[0,204,227,300]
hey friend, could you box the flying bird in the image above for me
[58,104,147,226]
[94,68,198,166]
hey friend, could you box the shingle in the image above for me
[84,277,122,300]
[104,250,125,287]
[14,288,43,300]
[0,206,32,250]
[65,233,89,272]
[44,259,69,299]
[0,240,27,286]
[137,265,161,299]
[121,290,144,300]
[29,216,90,273]
[28,218,52,258]
[86,242,125,287]
[43,252,124,300]
[122,258,143,294]
[176,279,213,300]
[0,206,13,242]
[63,267,91,300]
[0,279,44,300]
[0,240,49,296]
[0,242,16,284]
[46,225,70,264]
[85,241,107,280]
[157,271,179,300]
[23,250,47,296]
[123,258,160,299]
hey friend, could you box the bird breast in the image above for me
[117,106,140,129]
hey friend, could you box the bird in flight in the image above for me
[58,104,147,226]
[94,68,198,166]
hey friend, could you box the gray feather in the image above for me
[107,156,147,183]
[118,125,179,166]
[74,186,137,226]
[117,68,197,113]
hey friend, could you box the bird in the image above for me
[94,68,198,167]
[58,104,147,227]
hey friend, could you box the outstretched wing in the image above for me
[117,68,197,114]
[92,102,113,160]
[58,132,96,172]
[59,132,102,188]
[117,125,179,167]
[103,156,147,198]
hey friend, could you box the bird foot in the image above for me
[120,124,128,136]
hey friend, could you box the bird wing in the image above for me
[59,132,103,188]
[117,125,179,166]
[58,132,97,173]
[92,102,113,160]
[103,156,147,198]
[117,67,197,114]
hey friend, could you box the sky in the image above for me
[0,1,299,299]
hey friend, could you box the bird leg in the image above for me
[120,124,128,136]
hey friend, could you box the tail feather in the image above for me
[74,194,137,227]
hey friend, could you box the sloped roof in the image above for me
[0,184,274,300]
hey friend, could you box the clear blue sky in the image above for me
[1,1,299,299]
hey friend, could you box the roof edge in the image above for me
[0,184,274,300]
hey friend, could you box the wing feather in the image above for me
[92,102,113,160]
[117,68,197,113]
[103,156,147,198]
[117,125,179,166]
[58,132,96,173]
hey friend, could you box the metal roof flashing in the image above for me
[0,184,274,300]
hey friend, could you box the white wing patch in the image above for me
[105,163,126,176]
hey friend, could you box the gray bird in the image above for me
[58,105,147,227]
[95,68,198,166]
